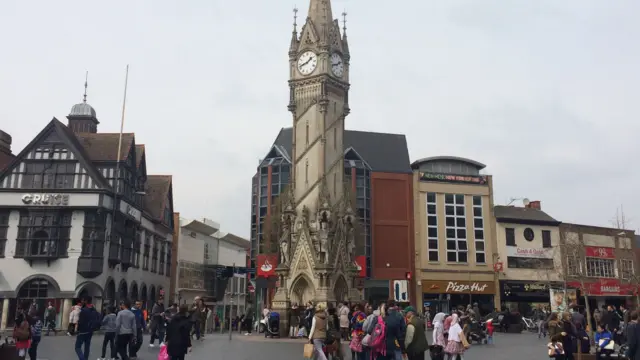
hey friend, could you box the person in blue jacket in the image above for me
[128,300,147,359]
[595,324,613,359]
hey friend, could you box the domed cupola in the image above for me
[67,72,100,134]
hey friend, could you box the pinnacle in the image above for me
[307,0,334,30]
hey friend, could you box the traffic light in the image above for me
[405,271,412,280]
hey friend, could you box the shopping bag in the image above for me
[303,343,314,358]
[459,331,470,349]
[158,343,169,360]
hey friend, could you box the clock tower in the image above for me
[288,0,350,210]
[270,0,359,331]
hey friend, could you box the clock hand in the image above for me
[301,58,312,66]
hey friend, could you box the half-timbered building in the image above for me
[0,98,175,330]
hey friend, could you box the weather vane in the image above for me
[342,11,347,32]
[83,71,88,103]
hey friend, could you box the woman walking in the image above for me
[444,314,466,360]
[165,304,193,360]
[432,312,446,347]
[349,304,367,360]
[308,303,329,360]
[339,302,350,341]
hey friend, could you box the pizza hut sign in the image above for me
[446,281,488,293]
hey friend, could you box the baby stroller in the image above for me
[261,312,280,338]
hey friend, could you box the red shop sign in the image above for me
[355,256,367,278]
[568,279,637,296]
[256,254,278,278]
[585,246,615,259]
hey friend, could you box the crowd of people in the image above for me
[2,295,219,360]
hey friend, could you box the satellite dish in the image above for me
[523,198,531,206]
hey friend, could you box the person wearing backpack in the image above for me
[75,296,99,360]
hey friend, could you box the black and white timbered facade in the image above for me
[0,100,175,330]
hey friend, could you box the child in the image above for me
[595,324,613,359]
[99,306,117,360]
[485,319,494,344]
[28,313,43,360]
[548,334,565,360]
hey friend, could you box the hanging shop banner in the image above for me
[584,246,615,259]
[256,254,278,277]
[549,288,578,313]
[355,256,367,277]
[567,279,637,296]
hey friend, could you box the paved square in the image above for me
[31,331,547,360]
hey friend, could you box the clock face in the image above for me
[330,53,344,77]
[297,51,318,75]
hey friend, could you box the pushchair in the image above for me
[262,312,280,338]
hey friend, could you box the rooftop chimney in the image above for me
[526,200,541,210]
[0,130,11,155]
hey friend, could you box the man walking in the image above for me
[44,302,57,336]
[129,300,146,359]
[149,297,166,347]
[75,296,99,360]
[116,300,137,360]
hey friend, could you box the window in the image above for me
[523,228,534,241]
[445,194,467,263]
[133,230,141,268]
[151,236,159,273]
[505,228,516,246]
[159,242,166,275]
[80,211,106,258]
[16,211,72,258]
[163,207,172,226]
[621,259,634,280]
[472,196,485,264]
[0,211,8,257]
[18,278,51,298]
[542,230,552,248]
[166,245,172,277]
[21,162,77,189]
[143,233,151,270]
[345,155,372,277]
[566,254,581,276]
[586,258,615,278]
[426,192,438,262]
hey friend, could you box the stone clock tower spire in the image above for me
[271,0,359,330]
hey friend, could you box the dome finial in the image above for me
[83,71,88,103]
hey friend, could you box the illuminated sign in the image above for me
[419,172,487,185]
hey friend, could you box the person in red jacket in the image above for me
[486,319,494,344]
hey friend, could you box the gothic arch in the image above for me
[75,281,104,299]
[118,279,128,302]
[130,281,139,301]
[333,275,348,303]
[289,274,315,306]
[104,278,116,306]
[15,274,61,296]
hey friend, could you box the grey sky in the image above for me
[1,0,638,237]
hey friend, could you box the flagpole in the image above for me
[115,64,130,194]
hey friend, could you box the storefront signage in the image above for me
[422,280,495,294]
[585,246,615,259]
[21,193,69,206]
[567,279,637,296]
[256,254,278,278]
[501,280,562,294]
[506,247,553,259]
[119,201,142,222]
[419,172,487,185]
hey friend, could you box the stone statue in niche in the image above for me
[347,227,356,262]
[280,239,290,265]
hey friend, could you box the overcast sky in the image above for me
[1,0,638,237]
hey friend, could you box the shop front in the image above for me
[500,280,563,315]
[422,280,496,316]
[568,278,638,310]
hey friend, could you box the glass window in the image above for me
[445,194,467,263]
[621,259,634,279]
[20,161,77,189]
[16,211,72,258]
[542,230,552,248]
[426,192,438,262]
[0,210,8,257]
[586,258,615,278]
[505,228,516,246]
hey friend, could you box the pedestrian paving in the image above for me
[28,330,551,360]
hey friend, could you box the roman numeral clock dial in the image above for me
[331,53,344,77]
[297,51,318,75]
